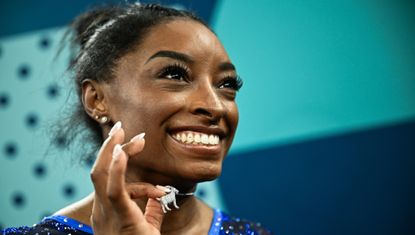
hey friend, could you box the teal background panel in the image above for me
[220,120,415,234]
[213,0,415,152]
[0,28,93,227]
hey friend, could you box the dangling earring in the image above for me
[96,115,109,124]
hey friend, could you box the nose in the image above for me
[189,83,226,123]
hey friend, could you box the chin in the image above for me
[181,162,223,182]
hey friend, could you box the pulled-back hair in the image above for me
[52,3,208,163]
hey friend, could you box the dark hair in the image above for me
[52,3,209,163]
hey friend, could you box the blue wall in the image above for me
[1,1,415,234]
[221,120,415,234]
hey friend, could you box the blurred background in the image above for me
[1,0,415,234]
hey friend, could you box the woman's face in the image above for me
[103,19,239,185]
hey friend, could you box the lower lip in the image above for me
[168,134,222,156]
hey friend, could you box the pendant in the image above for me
[158,185,194,213]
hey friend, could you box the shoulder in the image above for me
[211,209,274,235]
[2,217,91,235]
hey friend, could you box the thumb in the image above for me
[144,198,165,230]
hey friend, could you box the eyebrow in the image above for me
[145,50,237,72]
[145,50,193,64]
[218,62,236,72]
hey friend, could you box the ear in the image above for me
[81,79,109,123]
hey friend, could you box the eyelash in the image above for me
[157,63,243,91]
[158,63,190,81]
[219,75,243,91]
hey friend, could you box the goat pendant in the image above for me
[159,186,180,213]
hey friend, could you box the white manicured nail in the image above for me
[130,132,145,142]
[113,144,122,160]
[156,185,171,193]
[108,121,122,136]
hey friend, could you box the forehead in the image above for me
[128,19,229,63]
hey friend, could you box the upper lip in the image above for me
[168,125,227,139]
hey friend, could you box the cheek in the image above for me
[227,102,239,131]
[115,91,185,137]
[223,101,239,145]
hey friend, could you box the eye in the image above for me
[218,76,243,91]
[158,64,190,81]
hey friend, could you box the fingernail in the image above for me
[113,144,123,160]
[108,121,122,136]
[156,185,171,193]
[130,132,145,142]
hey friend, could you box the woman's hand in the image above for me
[90,121,167,235]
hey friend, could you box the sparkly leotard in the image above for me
[2,209,273,235]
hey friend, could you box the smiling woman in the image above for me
[2,3,271,235]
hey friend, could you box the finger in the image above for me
[144,198,165,230]
[107,144,143,220]
[126,183,168,199]
[91,121,125,199]
[121,132,146,157]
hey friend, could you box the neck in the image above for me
[126,177,204,233]
[121,166,214,233]
[160,196,207,234]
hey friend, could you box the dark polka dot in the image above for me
[4,142,18,158]
[63,183,76,198]
[197,188,206,198]
[46,84,59,99]
[12,192,26,208]
[18,64,31,79]
[33,162,47,178]
[39,37,51,49]
[0,93,10,108]
[0,222,3,231]
[25,113,39,128]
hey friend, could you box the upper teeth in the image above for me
[173,131,220,145]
